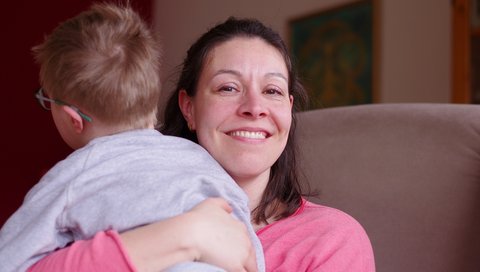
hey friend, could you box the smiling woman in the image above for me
[161,17,376,271]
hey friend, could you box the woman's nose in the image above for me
[238,90,267,119]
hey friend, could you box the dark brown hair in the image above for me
[161,17,309,224]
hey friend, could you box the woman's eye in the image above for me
[219,86,237,93]
[264,88,283,96]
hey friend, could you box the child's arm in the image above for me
[0,172,74,271]
[28,198,257,272]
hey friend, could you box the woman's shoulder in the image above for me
[259,199,370,239]
[258,199,375,271]
[301,200,364,228]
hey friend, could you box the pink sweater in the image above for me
[28,230,136,271]
[29,200,375,272]
[258,199,375,271]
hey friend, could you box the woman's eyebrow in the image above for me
[213,69,287,82]
[213,69,241,77]
[266,72,288,82]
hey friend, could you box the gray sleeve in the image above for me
[0,166,74,271]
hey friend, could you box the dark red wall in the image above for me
[0,0,153,225]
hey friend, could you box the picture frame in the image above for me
[472,0,480,28]
[289,0,377,109]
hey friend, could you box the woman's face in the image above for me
[180,37,293,186]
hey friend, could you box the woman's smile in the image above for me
[227,129,270,140]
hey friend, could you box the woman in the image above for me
[161,17,375,271]
[29,17,374,271]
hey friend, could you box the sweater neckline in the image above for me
[256,198,307,235]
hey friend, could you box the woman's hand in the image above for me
[121,198,257,272]
[188,198,257,272]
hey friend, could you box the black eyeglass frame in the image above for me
[34,88,92,122]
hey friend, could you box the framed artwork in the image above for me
[472,0,480,28]
[289,0,377,109]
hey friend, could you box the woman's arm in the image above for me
[29,198,257,272]
[27,230,135,272]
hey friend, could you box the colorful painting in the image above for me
[290,0,375,109]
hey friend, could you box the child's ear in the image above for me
[61,106,84,133]
[178,90,195,130]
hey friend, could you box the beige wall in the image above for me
[153,0,451,112]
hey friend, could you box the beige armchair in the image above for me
[296,103,480,272]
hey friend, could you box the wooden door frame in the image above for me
[451,0,471,103]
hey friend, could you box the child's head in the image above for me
[33,2,161,130]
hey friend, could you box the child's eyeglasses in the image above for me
[34,88,92,122]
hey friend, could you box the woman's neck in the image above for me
[234,169,292,231]
[233,170,270,213]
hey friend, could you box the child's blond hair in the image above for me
[33,2,161,128]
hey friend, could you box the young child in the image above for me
[0,3,264,272]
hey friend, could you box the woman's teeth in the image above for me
[229,131,266,139]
